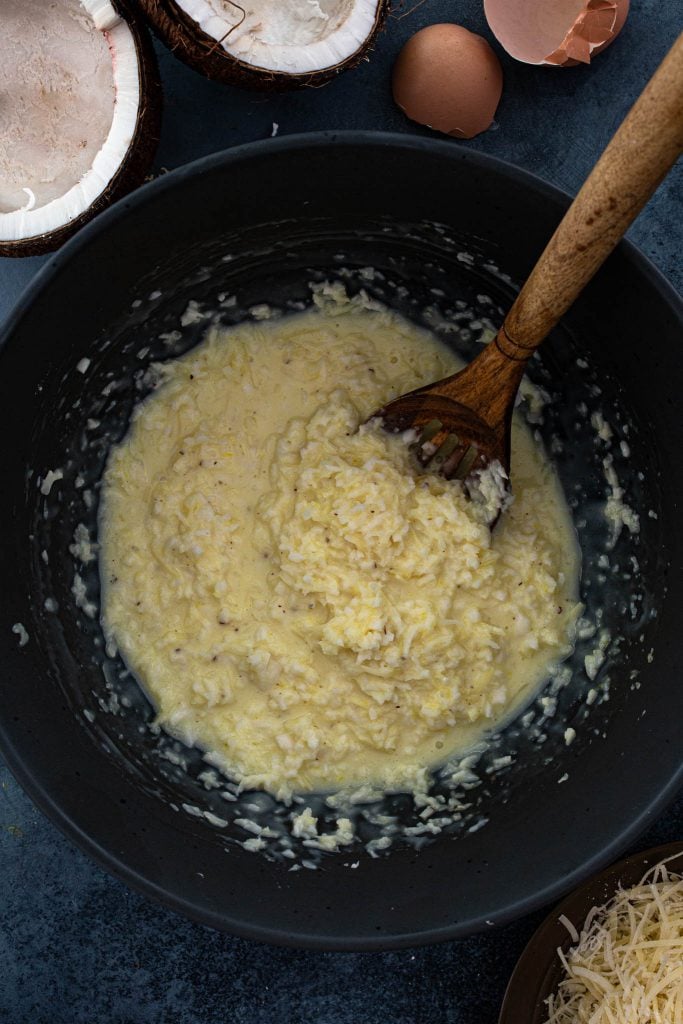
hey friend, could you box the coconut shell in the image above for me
[0,0,162,258]
[138,0,391,92]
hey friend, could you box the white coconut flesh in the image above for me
[176,0,382,74]
[0,0,140,243]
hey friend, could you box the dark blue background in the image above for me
[1,2,681,1021]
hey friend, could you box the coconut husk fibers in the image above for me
[139,0,391,92]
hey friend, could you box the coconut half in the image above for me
[139,0,390,90]
[0,0,161,257]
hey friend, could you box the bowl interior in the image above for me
[0,135,681,948]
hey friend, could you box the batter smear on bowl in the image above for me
[99,286,581,799]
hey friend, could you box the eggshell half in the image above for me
[392,24,503,139]
[483,0,629,67]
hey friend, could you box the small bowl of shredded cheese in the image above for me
[500,842,683,1024]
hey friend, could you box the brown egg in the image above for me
[483,0,630,67]
[392,24,503,140]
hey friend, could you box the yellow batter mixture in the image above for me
[100,285,581,798]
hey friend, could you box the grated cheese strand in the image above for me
[545,857,683,1024]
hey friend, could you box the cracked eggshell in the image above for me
[484,0,629,67]
[392,24,503,140]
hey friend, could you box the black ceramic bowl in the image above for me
[0,134,681,949]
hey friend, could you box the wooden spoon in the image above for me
[375,32,683,502]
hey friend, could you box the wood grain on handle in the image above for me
[377,32,683,479]
[502,31,683,356]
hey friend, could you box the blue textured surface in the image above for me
[0,1,681,1021]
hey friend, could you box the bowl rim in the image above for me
[2,131,682,346]
[1,132,682,950]
[498,840,683,1023]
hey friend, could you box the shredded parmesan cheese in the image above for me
[545,855,683,1024]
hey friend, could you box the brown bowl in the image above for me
[499,841,683,1023]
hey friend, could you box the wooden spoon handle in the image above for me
[501,31,683,358]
